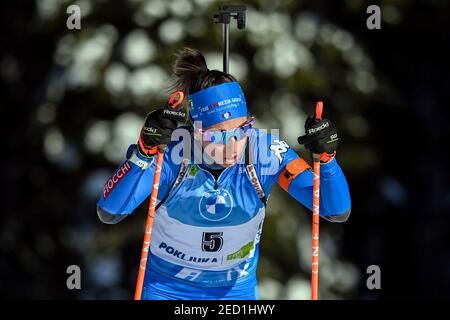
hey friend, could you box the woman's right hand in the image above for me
[137,109,178,157]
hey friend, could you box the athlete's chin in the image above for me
[220,154,240,167]
[220,163,235,168]
[220,158,238,168]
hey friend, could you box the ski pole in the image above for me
[311,101,323,300]
[134,91,185,300]
[213,5,247,73]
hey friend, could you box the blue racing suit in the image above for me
[97,127,351,299]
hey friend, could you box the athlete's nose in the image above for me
[226,137,238,157]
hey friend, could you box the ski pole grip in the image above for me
[161,91,187,123]
[315,101,323,121]
[168,91,184,109]
[313,100,324,160]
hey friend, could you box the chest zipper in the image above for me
[197,165,227,190]
[214,168,229,190]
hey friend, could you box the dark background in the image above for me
[1,0,449,299]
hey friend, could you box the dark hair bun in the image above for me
[170,47,236,95]
[171,48,209,94]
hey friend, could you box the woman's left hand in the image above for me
[297,116,339,155]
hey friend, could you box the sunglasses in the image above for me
[195,116,255,144]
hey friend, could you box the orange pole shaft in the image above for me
[311,101,323,300]
[133,90,184,300]
[134,150,165,300]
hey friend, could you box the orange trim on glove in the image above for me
[138,132,158,157]
[278,158,312,192]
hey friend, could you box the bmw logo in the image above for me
[199,189,233,221]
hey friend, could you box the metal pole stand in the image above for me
[213,5,247,73]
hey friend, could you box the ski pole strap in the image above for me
[244,139,267,207]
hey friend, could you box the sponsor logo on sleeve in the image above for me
[103,161,132,199]
[269,139,289,164]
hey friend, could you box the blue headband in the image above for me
[188,82,248,129]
